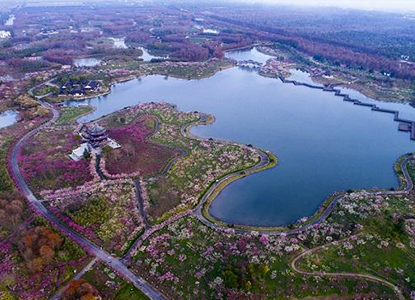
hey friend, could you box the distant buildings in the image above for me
[0,30,11,39]
[69,122,120,161]
[60,79,101,97]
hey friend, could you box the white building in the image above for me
[69,123,121,161]
[0,30,11,39]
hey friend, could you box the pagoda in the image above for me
[80,122,109,149]
[69,122,120,161]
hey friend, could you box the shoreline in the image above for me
[194,153,414,234]
[59,60,236,104]
[22,51,415,234]
[199,150,278,227]
[255,44,413,104]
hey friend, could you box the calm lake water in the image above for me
[109,37,166,61]
[0,110,18,129]
[138,47,168,62]
[73,58,102,67]
[68,48,415,227]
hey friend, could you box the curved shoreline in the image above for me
[196,149,278,227]
[192,142,414,234]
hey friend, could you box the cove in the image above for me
[68,49,415,227]
[0,110,18,129]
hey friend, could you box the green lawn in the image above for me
[114,283,150,300]
[57,106,93,124]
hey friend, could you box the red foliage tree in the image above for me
[63,279,100,300]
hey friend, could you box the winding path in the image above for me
[9,100,167,300]
[290,235,406,300]
[133,180,151,230]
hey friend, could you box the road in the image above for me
[133,180,151,230]
[9,100,167,300]
[290,234,405,300]
[50,257,99,300]
[27,78,57,99]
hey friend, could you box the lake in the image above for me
[138,47,168,62]
[109,37,167,61]
[73,58,101,67]
[67,48,415,227]
[0,110,18,129]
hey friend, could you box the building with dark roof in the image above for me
[80,123,109,149]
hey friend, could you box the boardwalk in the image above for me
[279,75,415,141]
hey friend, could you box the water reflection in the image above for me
[0,110,18,129]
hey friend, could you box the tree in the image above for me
[18,226,62,273]
[83,148,91,160]
[39,244,55,264]
[63,279,100,300]
[28,257,44,273]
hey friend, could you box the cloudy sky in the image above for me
[235,0,415,12]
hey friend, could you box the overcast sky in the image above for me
[15,0,415,13]
[235,0,415,13]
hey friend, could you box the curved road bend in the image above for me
[290,235,405,300]
[9,101,167,300]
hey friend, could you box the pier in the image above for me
[278,75,415,141]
